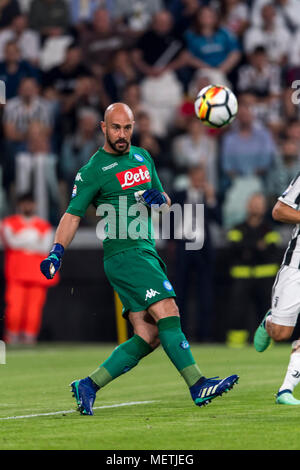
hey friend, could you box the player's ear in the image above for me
[100,120,105,134]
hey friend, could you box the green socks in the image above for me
[90,317,202,390]
[89,334,152,388]
[157,316,202,387]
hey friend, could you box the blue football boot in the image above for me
[190,375,239,407]
[70,377,98,415]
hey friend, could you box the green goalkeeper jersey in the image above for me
[66,145,164,260]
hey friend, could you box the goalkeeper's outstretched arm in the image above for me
[40,213,81,279]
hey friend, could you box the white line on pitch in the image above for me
[0,400,157,420]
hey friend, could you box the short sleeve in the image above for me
[278,173,300,209]
[66,163,102,217]
[147,152,164,192]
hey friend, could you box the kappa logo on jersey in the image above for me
[116,165,151,189]
[145,288,160,301]
[75,172,83,182]
[102,162,118,171]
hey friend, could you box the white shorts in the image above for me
[272,265,300,327]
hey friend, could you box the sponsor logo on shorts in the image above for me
[72,184,77,198]
[163,280,173,291]
[145,288,160,301]
[180,340,190,349]
[134,154,144,162]
[116,165,151,189]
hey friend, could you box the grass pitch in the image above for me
[0,342,299,450]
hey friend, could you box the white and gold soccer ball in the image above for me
[194,84,238,128]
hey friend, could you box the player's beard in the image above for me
[106,132,130,155]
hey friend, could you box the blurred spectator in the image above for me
[221,100,276,181]
[267,139,300,197]
[61,107,102,188]
[59,75,107,134]
[121,81,146,117]
[251,0,300,32]
[0,0,20,29]
[80,8,132,76]
[285,120,300,157]
[28,0,70,37]
[42,43,90,96]
[69,0,101,29]
[2,77,54,191]
[226,193,281,346]
[132,111,165,160]
[237,46,282,126]
[112,0,164,33]
[0,40,40,100]
[0,192,58,345]
[103,49,138,103]
[132,10,184,78]
[218,0,249,37]
[244,3,291,64]
[182,6,241,77]
[3,77,53,145]
[171,164,221,341]
[169,0,203,34]
[172,116,218,189]
[15,122,59,222]
[0,14,40,64]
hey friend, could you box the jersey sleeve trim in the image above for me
[66,207,85,217]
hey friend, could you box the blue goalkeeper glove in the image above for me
[40,243,64,279]
[139,189,167,207]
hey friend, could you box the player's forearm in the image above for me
[163,192,171,207]
[54,212,81,249]
[272,201,300,224]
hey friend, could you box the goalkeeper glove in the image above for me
[40,243,64,279]
[136,189,167,207]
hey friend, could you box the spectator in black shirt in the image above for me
[43,43,90,96]
[132,10,184,78]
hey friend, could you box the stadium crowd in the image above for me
[1,0,300,343]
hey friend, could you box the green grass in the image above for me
[0,342,299,450]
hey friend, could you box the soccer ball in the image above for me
[194,85,238,128]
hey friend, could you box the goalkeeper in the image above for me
[40,103,238,415]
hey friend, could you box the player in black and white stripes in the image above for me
[254,172,300,404]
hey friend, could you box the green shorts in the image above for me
[104,248,176,318]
